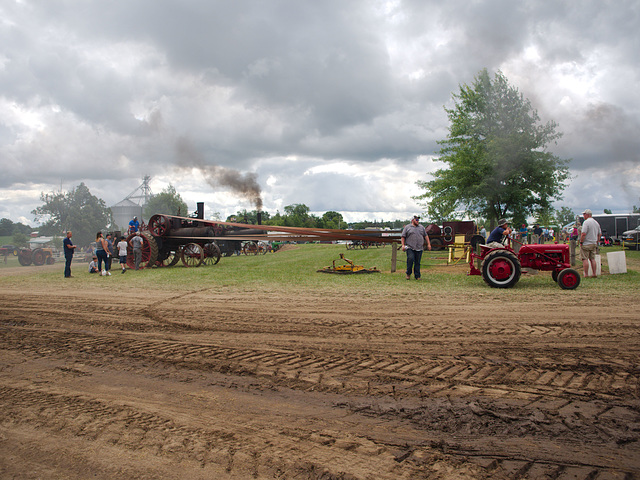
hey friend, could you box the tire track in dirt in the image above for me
[2,325,638,401]
[1,287,639,478]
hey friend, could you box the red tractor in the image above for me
[469,241,580,290]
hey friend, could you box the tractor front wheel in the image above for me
[481,249,521,288]
[557,268,580,290]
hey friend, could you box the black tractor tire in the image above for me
[18,250,32,266]
[481,249,521,288]
[557,268,581,290]
[430,238,444,251]
[469,235,485,250]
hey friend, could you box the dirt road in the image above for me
[1,267,639,479]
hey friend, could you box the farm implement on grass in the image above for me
[318,254,380,274]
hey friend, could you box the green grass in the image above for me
[1,243,638,297]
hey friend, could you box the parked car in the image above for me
[621,226,640,250]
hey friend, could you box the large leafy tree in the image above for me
[32,183,112,247]
[143,184,188,219]
[415,69,570,226]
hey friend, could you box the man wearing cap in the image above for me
[486,219,513,248]
[580,209,601,278]
[401,215,431,280]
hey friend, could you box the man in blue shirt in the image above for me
[487,219,512,247]
[62,231,77,278]
[128,216,140,234]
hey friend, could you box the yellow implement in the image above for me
[317,253,380,274]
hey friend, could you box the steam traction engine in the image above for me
[128,203,263,268]
[469,241,581,289]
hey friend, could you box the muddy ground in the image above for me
[0,262,639,479]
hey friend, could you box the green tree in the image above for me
[282,204,319,227]
[320,211,344,229]
[415,69,570,227]
[555,206,576,226]
[144,184,188,219]
[603,208,612,214]
[229,209,271,224]
[32,183,112,247]
[11,232,29,248]
[0,218,14,236]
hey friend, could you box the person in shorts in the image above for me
[580,209,602,278]
[117,236,128,274]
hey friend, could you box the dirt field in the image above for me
[1,262,639,479]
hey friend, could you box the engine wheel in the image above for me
[159,250,180,267]
[203,243,221,265]
[148,214,171,236]
[126,232,158,269]
[243,242,259,255]
[557,268,580,290]
[182,243,204,267]
[481,249,521,288]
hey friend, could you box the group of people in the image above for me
[63,216,146,278]
[400,208,602,280]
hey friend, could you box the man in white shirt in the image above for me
[580,209,602,278]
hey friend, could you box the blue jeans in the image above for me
[96,250,109,272]
[64,255,73,277]
[406,249,423,279]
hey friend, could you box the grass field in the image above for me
[1,241,638,296]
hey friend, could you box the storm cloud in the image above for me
[1,0,638,224]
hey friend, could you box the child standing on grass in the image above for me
[117,236,128,274]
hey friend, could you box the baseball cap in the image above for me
[412,215,420,220]
[582,209,592,215]
[498,218,508,226]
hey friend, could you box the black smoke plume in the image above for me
[176,137,263,211]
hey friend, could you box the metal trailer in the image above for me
[577,213,640,245]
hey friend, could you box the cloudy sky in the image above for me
[1,0,639,226]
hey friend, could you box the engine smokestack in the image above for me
[257,211,262,225]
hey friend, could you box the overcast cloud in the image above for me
[1,0,639,226]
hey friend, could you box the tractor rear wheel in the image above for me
[557,268,580,290]
[18,250,32,266]
[481,249,521,288]
[32,248,47,266]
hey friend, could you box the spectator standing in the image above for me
[131,231,144,270]
[480,226,487,240]
[519,224,528,243]
[95,232,111,276]
[117,236,128,273]
[580,209,602,278]
[533,224,543,244]
[400,215,431,280]
[106,234,115,271]
[62,231,77,278]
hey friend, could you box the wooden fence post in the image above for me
[391,243,398,272]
